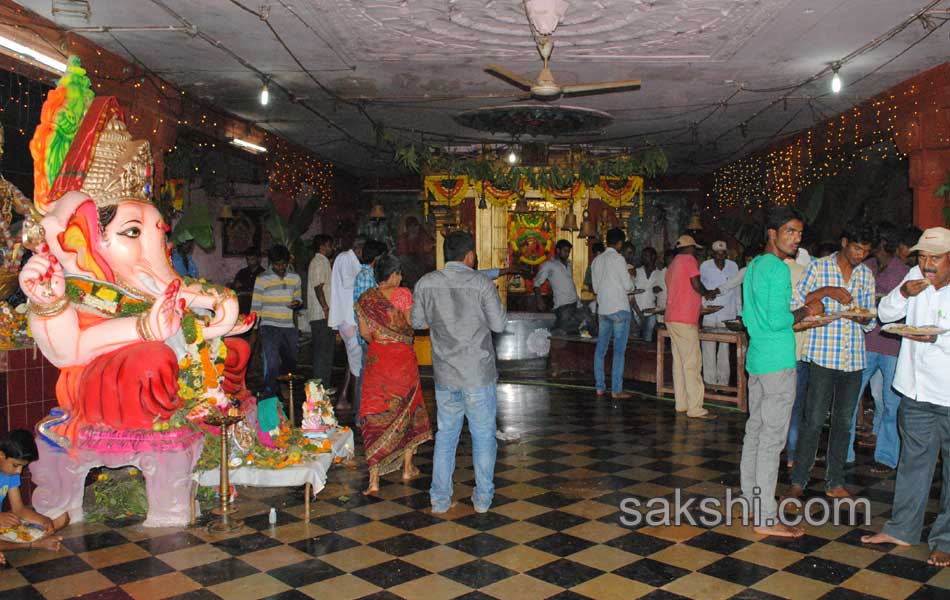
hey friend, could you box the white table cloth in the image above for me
[193,427,355,519]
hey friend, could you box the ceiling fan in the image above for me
[485,36,641,101]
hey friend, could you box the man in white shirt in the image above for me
[655,249,675,324]
[634,247,663,341]
[534,240,589,335]
[699,240,740,385]
[862,227,950,568]
[591,228,635,399]
[328,235,366,389]
[307,234,334,388]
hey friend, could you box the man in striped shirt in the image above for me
[252,244,302,396]
[788,222,876,500]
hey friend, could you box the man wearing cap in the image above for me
[665,235,720,419]
[862,227,950,567]
[700,241,740,386]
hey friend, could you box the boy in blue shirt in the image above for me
[1,430,68,564]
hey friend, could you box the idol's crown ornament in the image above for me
[29,55,153,217]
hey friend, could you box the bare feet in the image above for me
[402,466,421,481]
[825,486,852,498]
[754,523,805,538]
[928,549,950,567]
[362,485,379,497]
[780,485,805,513]
[33,535,63,551]
[860,532,910,546]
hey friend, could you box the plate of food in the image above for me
[831,306,877,318]
[0,523,47,544]
[805,314,839,322]
[881,324,949,337]
[724,319,745,332]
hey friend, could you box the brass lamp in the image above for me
[219,204,234,221]
[578,209,597,238]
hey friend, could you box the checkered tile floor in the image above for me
[1,381,947,599]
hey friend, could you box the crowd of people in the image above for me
[6,213,946,567]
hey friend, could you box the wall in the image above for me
[0,346,59,503]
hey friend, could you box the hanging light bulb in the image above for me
[831,66,842,94]
[508,149,518,164]
[260,78,270,106]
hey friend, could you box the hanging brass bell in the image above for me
[561,212,579,231]
[578,209,597,238]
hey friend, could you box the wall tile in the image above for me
[7,369,25,405]
[25,347,45,369]
[8,348,25,370]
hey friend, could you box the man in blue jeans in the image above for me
[412,231,506,514]
[591,228,636,399]
[845,223,907,473]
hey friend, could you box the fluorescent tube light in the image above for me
[230,138,267,153]
[0,34,67,73]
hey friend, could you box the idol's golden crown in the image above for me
[79,116,153,208]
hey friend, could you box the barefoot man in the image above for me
[740,207,826,538]
[862,227,950,567]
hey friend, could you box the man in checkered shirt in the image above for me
[787,221,877,501]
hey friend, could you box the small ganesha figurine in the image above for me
[301,380,337,438]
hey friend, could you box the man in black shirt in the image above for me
[232,248,264,314]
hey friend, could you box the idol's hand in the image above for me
[19,244,66,305]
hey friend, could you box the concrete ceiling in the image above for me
[18,0,950,176]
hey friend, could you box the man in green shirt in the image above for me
[741,207,828,538]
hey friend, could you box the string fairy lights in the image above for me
[0,5,337,207]
[707,82,936,211]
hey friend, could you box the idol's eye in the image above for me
[119,227,141,239]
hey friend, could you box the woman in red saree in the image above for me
[356,254,433,495]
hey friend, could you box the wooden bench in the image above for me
[549,334,673,384]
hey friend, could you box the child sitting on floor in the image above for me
[0,429,69,565]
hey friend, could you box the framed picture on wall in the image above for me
[507,211,556,291]
[222,208,268,256]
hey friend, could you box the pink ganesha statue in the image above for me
[18,57,254,526]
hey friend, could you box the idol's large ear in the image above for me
[57,198,114,282]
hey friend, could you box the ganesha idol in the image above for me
[18,57,254,526]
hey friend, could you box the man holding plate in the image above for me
[862,227,950,567]
[787,222,877,501]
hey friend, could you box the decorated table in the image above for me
[193,426,355,522]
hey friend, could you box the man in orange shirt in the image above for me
[665,235,719,419]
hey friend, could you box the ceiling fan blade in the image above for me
[561,79,642,95]
[485,64,534,91]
